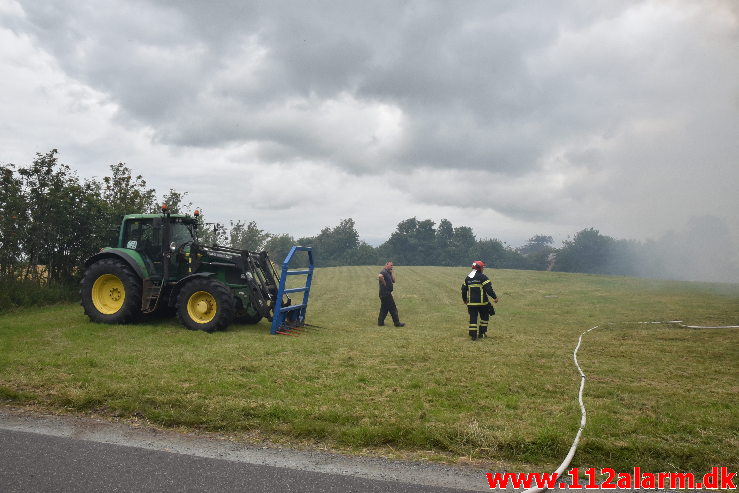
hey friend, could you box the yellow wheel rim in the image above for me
[91,274,125,315]
[186,291,217,324]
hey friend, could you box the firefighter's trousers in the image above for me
[467,305,489,340]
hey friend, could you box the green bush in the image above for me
[0,279,78,311]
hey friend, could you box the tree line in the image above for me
[0,150,188,288]
[2,150,737,305]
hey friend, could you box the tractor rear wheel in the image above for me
[176,278,235,332]
[80,258,142,324]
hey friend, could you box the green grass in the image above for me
[0,266,737,473]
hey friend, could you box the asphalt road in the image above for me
[0,409,488,492]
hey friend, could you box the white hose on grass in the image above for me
[638,320,739,329]
[521,320,738,493]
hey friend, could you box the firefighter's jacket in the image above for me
[461,271,497,305]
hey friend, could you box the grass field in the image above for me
[0,266,737,473]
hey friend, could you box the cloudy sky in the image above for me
[1,0,737,248]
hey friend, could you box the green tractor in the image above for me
[81,207,286,332]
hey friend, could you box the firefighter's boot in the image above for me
[478,322,488,339]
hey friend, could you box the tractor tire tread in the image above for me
[176,277,235,332]
[80,258,142,324]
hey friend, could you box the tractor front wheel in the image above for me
[80,258,142,324]
[176,278,235,332]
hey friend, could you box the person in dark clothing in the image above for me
[378,261,405,327]
[461,260,498,340]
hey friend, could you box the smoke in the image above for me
[633,216,739,283]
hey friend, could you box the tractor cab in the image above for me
[118,213,198,280]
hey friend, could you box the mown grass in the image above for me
[0,266,737,473]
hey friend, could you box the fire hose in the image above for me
[522,320,739,493]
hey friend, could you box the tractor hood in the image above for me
[199,246,242,262]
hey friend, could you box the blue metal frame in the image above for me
[270,246,314,335]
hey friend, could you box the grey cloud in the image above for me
[5,0,738,238]
[10,1,635,172]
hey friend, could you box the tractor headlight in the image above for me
[170,241,177,252]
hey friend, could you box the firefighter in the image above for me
[461,260,498,340]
